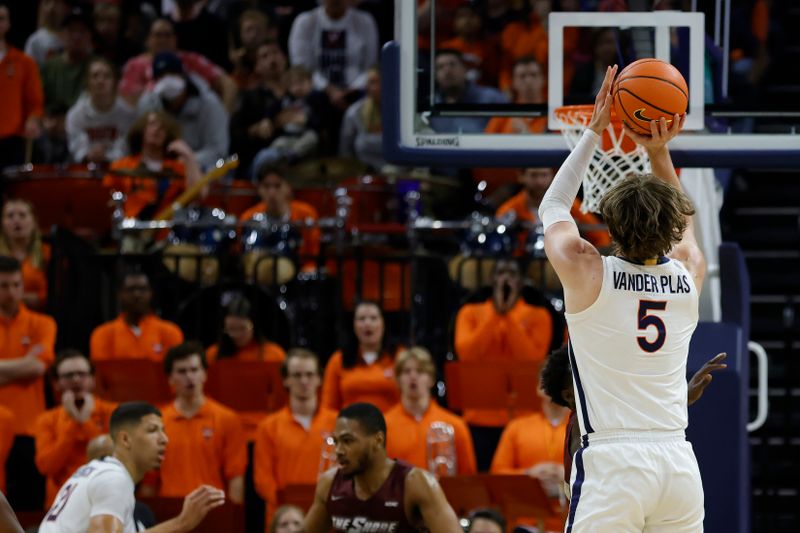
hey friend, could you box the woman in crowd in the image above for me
[206,294,285,364]
[321,300,400,412]
[0,199,49,309]
[338,65,385,171]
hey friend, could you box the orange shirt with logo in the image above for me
[454,299,552,427]
[21,243,50,308]
[0,406,15,492]
[34,398,117,505]
[240,200,321,269]
[496,192,611,249]
[490,411,569,474]
[157,398,247,497]
[253,406,337,522]
[384,402,476,475]
[103,156,186,218]
[0,304,56,435]
[90,314,184,361]
[321,351,399,413]
[206,341,285,365]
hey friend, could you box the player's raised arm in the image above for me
[303,469,336,533]
[623,116,706,289]
[541,65,617,286]
[406,468,461,533]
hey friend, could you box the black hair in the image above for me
[338,403,386,441]
[467,508,506,533]
[216,294,266,359]
[511,55,543,72]
[109,402,161,441]
[340,300,396,370]
[0,256,21,274]
[117,268,149,290]
[280,348,321,379]
[52,348,94,378]
[256,162,288,184]
[434,48,464,62]
[491,256,521,278]
[540,346,572,408]
[163,341,208,375]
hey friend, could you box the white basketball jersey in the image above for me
[38,457,137,533]
[565,255,699,436]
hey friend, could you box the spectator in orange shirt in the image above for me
[34,349,116,506]
[0,406,14,494]
[90,270,184,361]
[0,3,44,171]
[454,257,553,471]
[321,301,400,412]
[384,347,476,476]
[240,164,321,285]
[103,110,202,219]
[207,294,285,364]
[0,199,49,310]
[254,348,336,528]
[155,341,247,504]
[0,255,56,510]
[440,3,499,86]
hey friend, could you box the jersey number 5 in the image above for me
[637,300,667,353]
[45,483,76,522]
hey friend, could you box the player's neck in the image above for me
[174,392,205,417]
[289,394,317,417]
[356,457,395,496]
[401,394,430,420]
[113,450,144,484]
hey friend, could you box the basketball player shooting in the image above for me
[303,403,461,533]
[38,402,225,533]
[539,64,706,531]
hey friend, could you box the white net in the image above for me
[554,106,650,214]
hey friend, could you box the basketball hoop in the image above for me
[554,105,650,214]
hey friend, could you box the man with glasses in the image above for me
[254,348,336,530]
[90,271,184,361]
[34,349,116,507]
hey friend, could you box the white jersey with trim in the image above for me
[565,255,699,436]
[38,457,137,533]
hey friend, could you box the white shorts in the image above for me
[565,430,704,533]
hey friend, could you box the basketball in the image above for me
[612,58,689,135]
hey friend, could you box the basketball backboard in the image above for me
[382,2,800,167]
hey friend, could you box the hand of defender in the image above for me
[588,64,618,136]
[688,352,727,406]
[623,113,685,149]
[177,485,226,531]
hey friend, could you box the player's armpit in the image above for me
[667,239,706,294]
[303,469,336,533]
[544,223,602,285]
[88,514,125,533]
[406,468,461,533]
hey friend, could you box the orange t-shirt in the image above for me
[0,406,15,492]
[321,351,400,413]
[490,411,569,473]
[496,192,611,249]
[0,304,56,435]
[157,398,248,497]
[253,406,337,522]
[240,200,321,268]
[21,243,50,308]
[384,401,476,475]
[454,299,552,427]
[206,341,285,365]
[34,398,117,505]
[0,47,44,138]
[89,314,184,362]
[103,156,186,218]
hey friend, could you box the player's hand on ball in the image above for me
[688,352,727,405]
[178,485,226,530]
[588,64,618,136]
[623,113,685,149]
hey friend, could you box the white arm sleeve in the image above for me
[87,470,135,523]
[539,129,600,231]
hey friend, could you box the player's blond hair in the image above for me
[600,173,695,263]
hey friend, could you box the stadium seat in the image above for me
[438,475,493,517]
[443,361,542,417]
[277,484,316,512]
[94,360,171,405]
[139,497,244,532]
[205,360,286,412]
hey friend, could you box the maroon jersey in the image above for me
[327,460,420,533]
[564,410,577,485]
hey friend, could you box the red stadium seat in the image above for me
[139,497,244,532]
[444,361,542,417]
[277,484,317,512]
[205,360,287,412]
[483,475,558,526]
[94,360,172,405]
[438,475,493,518]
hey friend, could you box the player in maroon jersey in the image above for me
[303,403,461,533]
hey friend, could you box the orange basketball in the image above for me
[612,58,688,135]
